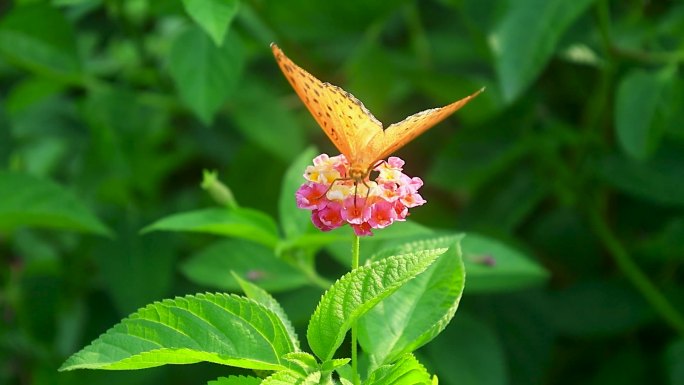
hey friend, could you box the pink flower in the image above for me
[295,154,426,236]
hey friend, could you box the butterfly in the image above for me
[271,43,483,183]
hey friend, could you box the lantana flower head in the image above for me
[296,154,426,236]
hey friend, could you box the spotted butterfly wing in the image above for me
[271,43,482,172]
[364,88,484,165]
[271,43,382,168]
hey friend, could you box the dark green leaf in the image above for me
[666,339,684,385]
[181,0,239,46]
[0,171,110,235]
[60,293,295,371]
[491,0,596,101]
[142,207,279,248]
[182,239,307,292]
[0,4,80,78]
[168,26,243,124]
[424,313,508,385]
[615,69,670,160]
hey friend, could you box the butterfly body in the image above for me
[271,43,482,181]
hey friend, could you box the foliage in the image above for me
[1,0,683,384]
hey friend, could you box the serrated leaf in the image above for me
[0,4,80,78]
[307,249,446,361]
[182,240,307,292]
[142,207,279,248]
[615,68,670,161]
[0,171,110,235]
[181,0,239,46]
[168,26,243,124]
[359,238,465,367]
[60,293,295,371]
[262,370,322,385]
[233,272,300,350]
[283,352,319,375]
[209,375,261,385]
[279,146,319,239]
[366,354,432,385]
[490,0,596,101]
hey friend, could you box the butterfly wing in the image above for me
[364,88,484,164]
[271,43,383,165]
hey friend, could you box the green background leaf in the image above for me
[168,26,243,124]
[181,0,239,46]
[0,172,110,235]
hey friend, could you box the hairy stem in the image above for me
[351,234,360,385]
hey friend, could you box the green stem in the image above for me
[589,202,684,336]
[351,234,360,385]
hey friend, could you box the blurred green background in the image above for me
[1,0,683,384]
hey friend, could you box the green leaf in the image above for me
[182,240,307,292]
[307,249,446,361]
[262,370,322,385]
[283,352,320,375]
[461,233,549,292]
[233,272,300,349]
[0,4,80,78]
[491,0,596,101]
[0,171,110,235]
[365,354,432,385]
[230,78,306,161]
[279,146,319,239]
[424,313,508,385]
[168,26,243,124]
[209,375,261,385]
[615,68,670,161]
[59,293,295,371]
[142,207,280,248]
[666,339,684,385]
[181,0,239,46]
[359,237,465,367]
[369,233,548,293]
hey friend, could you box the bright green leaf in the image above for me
[59,293,295,371]
[168,26,243,124]
[615,68,670,161]
[182,239,307,292]
[279,146,318,239]
[233,272,300,349]
[359,237,465,367]
[366,354,432,385]
[209,375,261,385]
[283,352,320,375]
[0,171,110,235]
[261,370,322,385]
[181,0,239,46]
[0,4,80,78]
[307,249,446,361]
[490,0,596,101]
[142,207,279,248]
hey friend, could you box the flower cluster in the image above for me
[295,154,426,236]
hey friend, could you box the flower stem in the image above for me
[351,234,360,385]
[589,204,684,336]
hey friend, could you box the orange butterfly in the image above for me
[271,43,483,183]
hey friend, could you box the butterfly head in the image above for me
[348,166,369,183]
